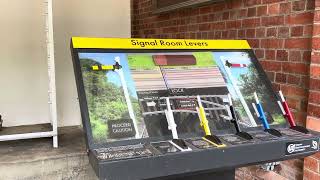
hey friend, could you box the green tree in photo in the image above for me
[238,64,285,125]
[80,58,142,143]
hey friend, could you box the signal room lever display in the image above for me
[71,37,320,180]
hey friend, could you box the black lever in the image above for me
[228,94,253,140]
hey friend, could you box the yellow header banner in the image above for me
[72,37,251,50]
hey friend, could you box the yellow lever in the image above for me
[197,95,226,148]
[92,65,114,71]
[198,106,211,136]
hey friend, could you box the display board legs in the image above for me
[152,169,235,180]
[53,135,58,148]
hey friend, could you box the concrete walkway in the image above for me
[0,126,97,180]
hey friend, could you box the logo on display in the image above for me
[312,140,318,150]
[287,144,296,154]
[285,139,319,155]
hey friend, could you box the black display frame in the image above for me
[70,39,320,180]
[71,43,287,150]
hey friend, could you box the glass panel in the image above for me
[77,51,286,145]
[212,51,286,129]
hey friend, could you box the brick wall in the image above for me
[132,0,320,179]
[304,1,320,180]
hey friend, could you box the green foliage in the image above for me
[238,65,262,101]
[80,58,141,143]
[192,52,216,66]
[90,114,108,142]
[271,113,286,125]
[127,55,156,69]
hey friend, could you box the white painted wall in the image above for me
[0,0,131,127]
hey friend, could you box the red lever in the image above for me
[282,101,296,127]
[225,60,247,68]
[231,63,247,68]
[279,91,296,127]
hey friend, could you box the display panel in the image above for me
[76,50,286,145]
[71,38,320,180]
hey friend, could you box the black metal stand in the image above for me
[152,169,235,180]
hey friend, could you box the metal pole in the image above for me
[45,0,58,147]
[165,97,178,139]
[114,57,140,138]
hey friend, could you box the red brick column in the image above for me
[303,1,320,179]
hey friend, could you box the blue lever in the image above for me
[256,103,270,129]
[253,92,270,130]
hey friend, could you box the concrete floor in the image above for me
[0,126,98,180]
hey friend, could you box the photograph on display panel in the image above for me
[78,52,233,144]
[212,52,286,128]
[77,51,287,144]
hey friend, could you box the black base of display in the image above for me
[172,139,189,150]
[264,128,282,137]
[152,169,235,180]
[204,134,223,145]
[90,129,320,180]
[236,131,253,140]
[291,126,309,134]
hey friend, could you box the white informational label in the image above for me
[285,139,319,155]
